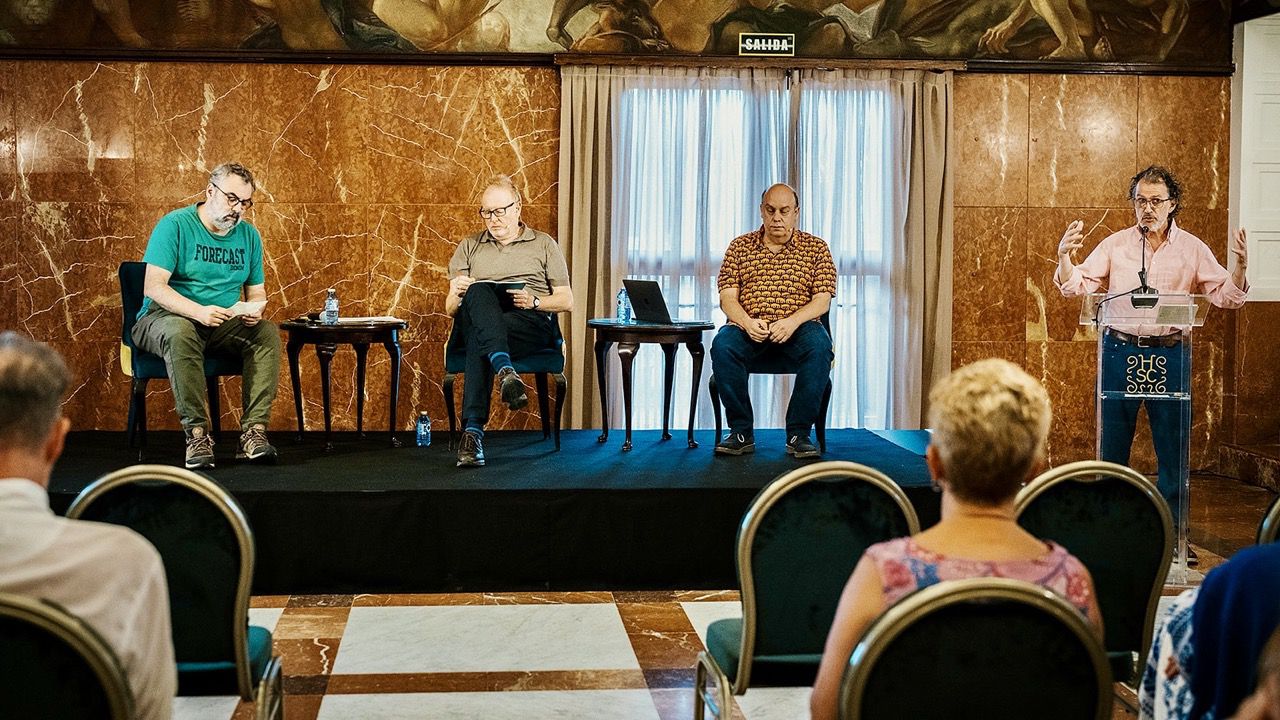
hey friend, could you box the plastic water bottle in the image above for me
[322,288,339,325]
[415,411,431,447]
[616,287,632,324]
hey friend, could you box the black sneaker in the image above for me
[715,432,755,456]
[786,434,820,459]
[457,430,486,467]
[185,426,215,469]
[497,367,528,411]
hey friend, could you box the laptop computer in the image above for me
[624,279,696,325]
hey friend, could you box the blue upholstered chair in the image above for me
[442,319,567,450]
[1259,494,1280,544]
[67,465,283,720]
[708,313,833,452]
[839,578,1111,720]
[694,461,919,720]
[118,261,242,457]
[1015,460,1172,685]
[0,593,134,720]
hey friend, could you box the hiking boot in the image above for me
[185,426,215,469]
[236,424,277,463]
[497,366,528,411]
[714,432,755,456]
[457,430,486,467]
[786,434,821,459]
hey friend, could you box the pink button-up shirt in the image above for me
[1056,220,1247,334]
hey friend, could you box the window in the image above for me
[610,69,906,431]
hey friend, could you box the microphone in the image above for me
[1133,224,1159,308]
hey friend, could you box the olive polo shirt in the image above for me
[448,225,570,297]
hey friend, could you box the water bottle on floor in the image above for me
[322,288,339,325]
[416,412,431,447]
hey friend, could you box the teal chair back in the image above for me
[840,578,1111,720]
[67,465,259,699]
[0,593,133,719]
[696,462,920,719]
[1259,494,1280,544]
[1014,460,1171,683]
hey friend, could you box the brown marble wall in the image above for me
[0,60,560,433]
[953,73,1240,471]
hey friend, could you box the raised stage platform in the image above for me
[49,429,936,594]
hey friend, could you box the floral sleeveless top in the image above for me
[865,537,1097,622]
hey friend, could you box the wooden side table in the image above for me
[280,319,408,451]
[588,318,714,451]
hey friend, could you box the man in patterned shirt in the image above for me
[710,183,837,458]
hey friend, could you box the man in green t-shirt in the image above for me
[132,163,281,469]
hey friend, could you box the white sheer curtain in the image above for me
[610,67,789,431]
[607,67,933,432]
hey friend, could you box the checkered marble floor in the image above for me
[173,589,1155,720]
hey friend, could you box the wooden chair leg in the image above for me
[534,373,551,440]
[708,374,722,443]
[553,373,567,451]
[206,376,223,442]
[443,373,458,450]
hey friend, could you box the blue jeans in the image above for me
[709,321,834,438]
[1099,332,1190,525]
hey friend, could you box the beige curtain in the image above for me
[558,65,953,431]
[558,66,625,429]
[904,71,954,425]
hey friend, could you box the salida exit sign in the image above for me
[738,33,796,56]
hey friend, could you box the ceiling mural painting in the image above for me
[1,0,1232,66]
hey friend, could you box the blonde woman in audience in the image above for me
[810,359,1102,720]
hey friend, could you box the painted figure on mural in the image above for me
[546,0,669,52]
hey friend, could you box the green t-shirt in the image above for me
[138,204,264,318]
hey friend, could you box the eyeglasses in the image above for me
[479,200,518,219]
[1133,197,1171,210]
[210,182,254,210]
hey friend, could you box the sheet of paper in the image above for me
[227,300,266,317]
[335,316,404,324]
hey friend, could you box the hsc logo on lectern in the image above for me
[738,33,796,57]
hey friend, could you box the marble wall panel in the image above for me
[1137,77,1231,211]
[952,207,1026,342]
[62,340,132,432]
[953,74,1028,208]
[250,65,370,205]
[0,69,16,202]
[1026,341,1096,465]
[12,62,136,203]
[1024,207,1133,343]
[1233,303,1280,446]
[255,203,370,320]
[951,341,1026,370]
[364,66,560,205]
[1028,75,1137,209]
[13,202,152,343]
[131,63,257,205]
[0,202,19,329]
[367,204,464,344]
[1191,340,1225,470]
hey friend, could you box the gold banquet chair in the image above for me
[67,465,283,720]
[1014,460,1172,684]
[1259,493,1280,545]
[694,461,919,720]
[0,592,134,720]
[839,578,1111,720]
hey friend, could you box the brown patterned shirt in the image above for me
[717,228,837,322]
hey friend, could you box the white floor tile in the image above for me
[249,607,284,633]
[680,601,740,645]
[172,695,239,720]
[316,690,661,720]
[333,604,639,674]
[737,687,812,720]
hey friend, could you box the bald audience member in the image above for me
[0,332,175,719]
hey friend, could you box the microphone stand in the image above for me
[1133,224,1159,308]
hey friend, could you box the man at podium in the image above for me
[1053,165,1248,559]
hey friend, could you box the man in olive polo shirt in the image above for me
[133,162,281,470]
[445,175,575,467]
[711,183,836,459]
